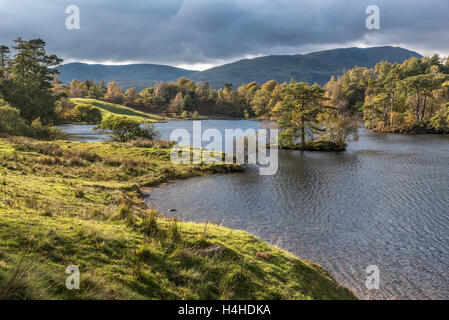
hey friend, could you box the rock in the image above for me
[256,252,272,261]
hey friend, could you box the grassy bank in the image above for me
[0,136,356,300]
[71,98,169,122]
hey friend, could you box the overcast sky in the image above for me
[0,0,448,70]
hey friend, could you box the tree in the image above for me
[72,104,103,124]
[140,87,154,104]
[373,62,402,126]
[0,38,63,123]
[0,45,10,74]
[316,112,359,146]
[94,115,159,142]
[88,84,106,99]
[153,82,166,99]
[99,79,107,91]
[177,78,196,94]
[51,76,70,97]
[273,81,328,148]
[238,81,259,106]
[105,81,124,104]
[124,87,139,106]
[401,74,448,122]
[69,79,88,98]
[183,94,194,109]
[168,92,185,113]
[55,97,75,120]
[250,80,279,116]
[430,103,449,132]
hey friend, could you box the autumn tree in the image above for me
[105,81,124,104]
[168,92,185,113]
[250,80,279,116]
[124,87,140,106]
[69,79,88,98]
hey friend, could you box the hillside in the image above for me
[0,137,356,300]
[58,63,196,90]
[188,46,422,87]
[57,46,422,89]
[71,98,168,122]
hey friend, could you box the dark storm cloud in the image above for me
[0,0,448,66]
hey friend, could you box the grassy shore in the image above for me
[0,136,356,300]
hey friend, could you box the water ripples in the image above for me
[147,126,449,300]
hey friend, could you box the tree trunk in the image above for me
[420,95,427,122]
[390,91,395,126]
[415,94,421,123]
[301,116,306,149]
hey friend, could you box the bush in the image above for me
[0,105,29,136]
[0,106,66,140]
[72,104,103,124]
[180,111,189,119]
[94,115,159,142]
[29,119,67,140]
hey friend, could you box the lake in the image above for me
[60,121,449,300]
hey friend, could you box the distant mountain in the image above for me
[57,46,422,90]
[189,46,422,87]
[57,63,197,90]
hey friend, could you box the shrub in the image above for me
[94,115,159,142]
[0,105,29,136]
[0,106,67,140]
[72,104,103,124]
[430,105,449,133]
[29,119,67,140]
[180,111,189,119]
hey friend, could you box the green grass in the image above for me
[0,136,356,300]
[71,98,169,122]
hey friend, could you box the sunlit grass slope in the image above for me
[71,98,168,122]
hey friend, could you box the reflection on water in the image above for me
[60,121,449,299]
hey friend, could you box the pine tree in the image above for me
[0,38,62,123]
[273,81,328,148]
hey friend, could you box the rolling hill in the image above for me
[188,46,422,87]
[57,46,422,90]
[57,63,196,90]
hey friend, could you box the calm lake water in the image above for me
[60,121,449,300]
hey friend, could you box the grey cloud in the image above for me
[0,0,448,66]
